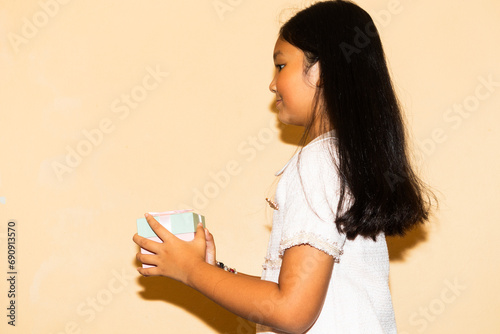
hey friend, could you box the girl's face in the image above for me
[269,38,321,129]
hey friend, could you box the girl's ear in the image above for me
[308,62,322,87]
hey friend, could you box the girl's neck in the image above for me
[305,120,334,144]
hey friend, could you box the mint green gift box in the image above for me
[137,210,205,239]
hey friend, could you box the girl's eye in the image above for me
[275,64,285,71]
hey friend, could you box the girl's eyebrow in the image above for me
[273,50,283,61]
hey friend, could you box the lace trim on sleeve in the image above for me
[279,232,345,263]
[262,256,282,270]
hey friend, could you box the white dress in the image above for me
[256,132,397,333]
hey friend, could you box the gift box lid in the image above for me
[137,211,205,239]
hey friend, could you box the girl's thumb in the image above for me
[194,222,206,241]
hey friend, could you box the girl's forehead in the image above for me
[273,38,300,59]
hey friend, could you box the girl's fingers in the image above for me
[136,252,158,266]
[137,266,161,277]
[134,217,207,282]
[144,213,174,241]
[133,233,161,253]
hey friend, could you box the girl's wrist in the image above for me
[185,259,210,288]
[216,261,237,274]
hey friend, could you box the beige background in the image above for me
[1,0,499,333]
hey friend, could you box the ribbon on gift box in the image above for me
[146,209,193,233]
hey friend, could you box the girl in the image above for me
[133,1,433,333]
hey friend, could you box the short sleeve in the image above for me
[279,141,346,262]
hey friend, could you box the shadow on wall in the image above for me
[135,259,255,333]
[278,123,304,145]
[386,223,429,262]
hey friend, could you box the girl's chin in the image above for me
[278,112,303,127]
[277,111,289,125]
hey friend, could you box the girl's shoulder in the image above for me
[298,131,338,169]
[278,131,338,180]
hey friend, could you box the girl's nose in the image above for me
[269,76,277,93]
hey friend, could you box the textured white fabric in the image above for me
[256,132,397,333]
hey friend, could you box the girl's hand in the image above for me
[204,227,216,265]
[133,213,206,285]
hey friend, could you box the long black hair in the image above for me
[280,0,434,240]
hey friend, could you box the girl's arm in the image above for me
[133,214,334,334]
